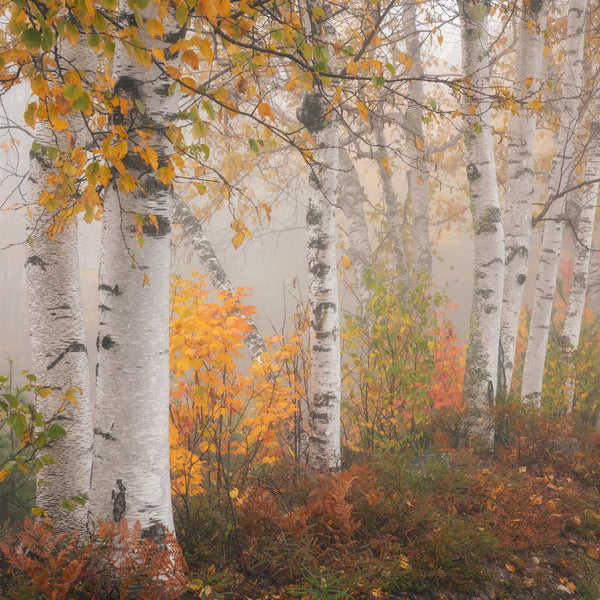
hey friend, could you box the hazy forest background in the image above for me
[4,0,600,598]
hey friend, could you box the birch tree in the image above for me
[561,103,600,411]
[459,0,505,446]
[296,2,342,469]
[24,35,95,531]
[338,148,372,311]
[521,0,587,408]
[498,0,548,394]
[89,0,183,533]
[401,0,432,276]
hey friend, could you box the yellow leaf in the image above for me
[257,102,274,121]
[285,79,297,91]
[356,100,368,122]
[468,105,475,115]
[346,59,358,76]
[232,231,244,248]
[415,137,424,151]
[151,47,165,62]
[146,19,164,39]
[118,173,136,193]
[505,564,515,573]
[157,166,174,185]
[229,488,239,499]
[525,76,534,89]
[381,156,390,175]
[528,97,543,112]
[198,37,214,64]
[145,147,158,170]
[340,255,351,270]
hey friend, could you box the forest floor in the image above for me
[2,414,600,600]
[176,418,600,600]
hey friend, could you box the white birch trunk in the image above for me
[521,0,587,408]
[89,1,181,533]
[25,36,95,531]
[297,91,341,470]
[562,116,600,411]
[459,0,505,446]
[172,196,267,362]
[338,149,372,311]
[499,0,548,394]
[374,118,410,286]
[402,0,432,276]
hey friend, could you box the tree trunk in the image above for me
[338,149,372,311]
[25,35,94,531]
[562,116,600,411]
[89,1,182,533]
[521,0,587,408]
[374,118,410,286]
[459,0,505,446]
[402,0,432,276]
[172,196,267,362]
[499,0,548,394]
[297,88,341,470]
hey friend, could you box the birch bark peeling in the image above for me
[499,0,548,394]
[25,35,95,531]
[521,0,587,408]
[460,0,505,446]
[90,1,182,533]
[172,196,267,362]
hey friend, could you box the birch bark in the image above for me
[402,0,432,276]
[25,35,95,531]
[172,195,267,362]
[521,0,587,408]
[499,0,548,394]
[374,118,410,287]
[297,10,341,467]
[338,149,372,311]
[561,114,600,411]
[89,2,182,533]
[459,0,505,446]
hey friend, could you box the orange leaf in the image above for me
[257,102,274,121]
[356,100,368,122]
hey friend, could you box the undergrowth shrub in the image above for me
[0,518,188,599]
[341,271,464,455]
[169,275,309,560]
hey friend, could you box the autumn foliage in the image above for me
[169,274,305,500]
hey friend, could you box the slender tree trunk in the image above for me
[402,0,432,276]
[499,0,548,394]
[374,118,410,286]
[562,116,600,411]
[25,35,94,531]
[459,0,505,446]
[297,87,341,470]
[89,1,182,533]
[521,0,587,408]
[338,149,372,311]
[172,196,267,362]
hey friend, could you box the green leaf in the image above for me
[40,26,55,52]
[47,423,66,439]
[61,499,75,511]
[7,413,27,437]
[63,83,82,100]
[343,45,354,56]
[249,138,259,153]
[202,100,215,120]
[385,63,395,75]
[135,99,146,114]
[2,393,18,409]
[21,28,42,51]
[312,6,326,19]
[176,2,189,26]
[372,76,385,87]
